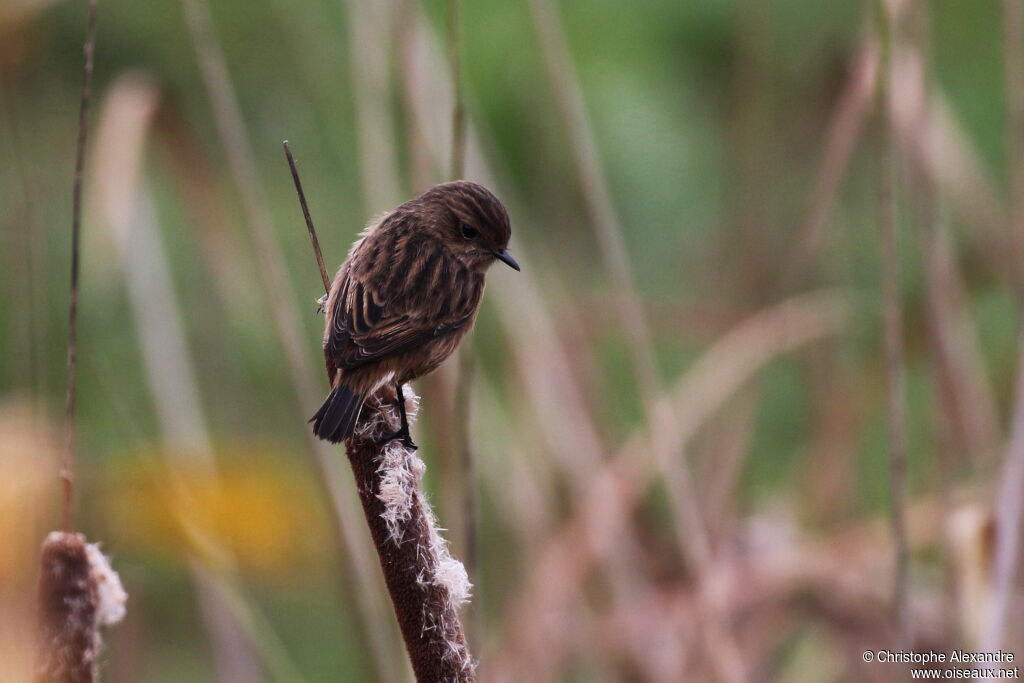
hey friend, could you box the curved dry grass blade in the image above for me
[783,42,877,289]
[486,290,852,680]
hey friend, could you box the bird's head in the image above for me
[417,180,519,273]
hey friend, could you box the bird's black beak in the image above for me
[493,249,521,271]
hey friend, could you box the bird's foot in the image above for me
[374,428,418,451]
[315,294,328,315]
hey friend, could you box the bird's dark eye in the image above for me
[460,223,479,240]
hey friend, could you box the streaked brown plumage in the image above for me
[311,180,519,445]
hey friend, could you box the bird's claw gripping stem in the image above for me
[374,429,418,451]
[315,293,328,315]
[373,381,417,449]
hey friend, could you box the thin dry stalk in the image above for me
[897,91,1010,280]
[178,0,401,677]
[445,0,479,641]
[801,346,859,524]
[924,226,1001,464]
[61,0,98,533]
[702,389,760,536]
[893,25,1001,467]
[782,42,877,290]
[346,387,475,682]
[283,141,330,293]
[36,11,131,681]
[874,0,911,645]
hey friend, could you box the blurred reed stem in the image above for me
[341,0,401,211]
[874,0,911,646]
[91,73,318,681]
[982,0,1024,658]
[524,0,713,578]
[446,0,480,646]
[1005,0,1024,293]
[447,0,465,182]
[178,0,403,677]
[782,42,876,291]
[525,1,752,678]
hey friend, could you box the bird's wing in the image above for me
[325,255,476,371]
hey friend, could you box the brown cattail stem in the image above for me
[345,386,475,682]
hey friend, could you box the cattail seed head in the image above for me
[36,532,126,683]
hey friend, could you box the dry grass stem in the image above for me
[61,0,98,533]
[283,141,331,293]
[783,42,877,289]
[874,0,911,646]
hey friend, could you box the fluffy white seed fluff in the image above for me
[83,541,128,627]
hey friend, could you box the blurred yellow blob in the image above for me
[0,401,59,680]
[106,447,328,581]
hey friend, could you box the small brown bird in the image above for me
[311,180,519,446]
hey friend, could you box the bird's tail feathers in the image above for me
[310,385,364,443]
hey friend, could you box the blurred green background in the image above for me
[2,0,1022,680]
